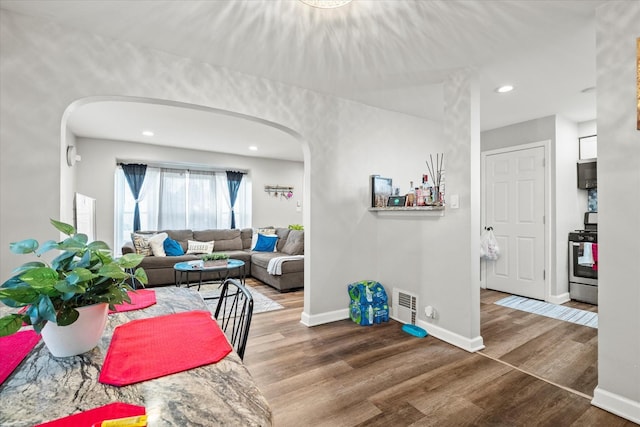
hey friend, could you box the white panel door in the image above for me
[485,146,545,300]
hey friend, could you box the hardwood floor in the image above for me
[243,280,633,427]
[479,289,598,397]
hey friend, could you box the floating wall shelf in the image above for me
[368,206,445,217]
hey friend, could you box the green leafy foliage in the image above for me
[200,253,229,261]
[0,219,148,336]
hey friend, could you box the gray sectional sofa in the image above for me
[122,227,304,292]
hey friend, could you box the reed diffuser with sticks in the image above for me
[426,153,444,205]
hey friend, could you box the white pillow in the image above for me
[186,240,215,254]
[148,232,168,257]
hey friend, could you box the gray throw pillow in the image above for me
[281,230,304,255]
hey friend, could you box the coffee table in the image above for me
[174,259,246,292]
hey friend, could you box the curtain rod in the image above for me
[116,159,248,174]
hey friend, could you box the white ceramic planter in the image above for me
[41,303,109,357]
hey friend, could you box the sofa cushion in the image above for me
[240,228,253,250]
[141,254,199,269]
[257,227,276,235]
[148,232,168,257]
[164,238,185,256]
[250,251,281,269]
[162,230,194,252]
[275,228,291,252]
[186,240,214,254]
[193,229,243,251]
[131,232,156,256]
[253,234,278,252]
[251,252,304,273]
[281,230,304,255]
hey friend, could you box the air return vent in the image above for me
[392,288,418,325]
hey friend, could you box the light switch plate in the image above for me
[450,194,459,209]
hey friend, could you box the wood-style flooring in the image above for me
[479,289,598,398]
[243,280,634,427]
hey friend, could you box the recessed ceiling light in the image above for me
[495,85,514,93]
[249,146,258,151]
[142,130,154,137]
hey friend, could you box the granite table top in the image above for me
[0,286,272,426]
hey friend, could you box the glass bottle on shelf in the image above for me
[416,186,425,206]
[406,181,415,207]
[423,175,434,205]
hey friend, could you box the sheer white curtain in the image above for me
[113,166,160,255]
[188,170,217,230]
[158,168,187,230]
[142,168,160,231]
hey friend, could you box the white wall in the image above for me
[591,1,640,423]
[0,9,481,350]
[578,119,597,138]
[554,115,582,298]
[75,137,304,248]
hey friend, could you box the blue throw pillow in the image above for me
[253,234,278,252]
[164,238,184,256]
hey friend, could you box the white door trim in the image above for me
[480,140,551,301]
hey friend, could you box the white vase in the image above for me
[41,303,109,357]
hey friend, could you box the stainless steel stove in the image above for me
[568,213,598,305]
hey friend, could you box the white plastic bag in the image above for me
[480,228,500,261]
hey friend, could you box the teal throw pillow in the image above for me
[164,238,184,256]
[253,234,278,252]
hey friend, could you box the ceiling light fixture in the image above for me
[142,130,154,137]
[249,145,258,151]
[495,85,514,93]
[299,0,352,8]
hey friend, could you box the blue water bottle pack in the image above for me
[348,280,389,326]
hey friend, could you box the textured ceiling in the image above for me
[1,0,605,160]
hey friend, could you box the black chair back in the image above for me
[214,278,254,360]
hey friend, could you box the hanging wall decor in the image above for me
[264,185,294,199]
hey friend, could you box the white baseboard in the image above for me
[414,319,485,352]
[300,308,349,327]
[592,386,640,424]
[547,292,570,305]
[302,311,485,353]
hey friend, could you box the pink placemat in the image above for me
[109,289,156,314]
[35,402,145,427]
[0,329,40,385]
[99,310,232,386]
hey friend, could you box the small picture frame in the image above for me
[387,196,406,207]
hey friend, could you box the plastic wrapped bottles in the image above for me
[348,280,389,326]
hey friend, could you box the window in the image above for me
[114,166,251,255]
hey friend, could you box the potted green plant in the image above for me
[200,252,229,268]
[0,219,147,357]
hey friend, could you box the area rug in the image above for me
[495,295,598,329]
[198,282,284,314]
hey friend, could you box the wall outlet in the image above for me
[424,305,436,319]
